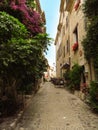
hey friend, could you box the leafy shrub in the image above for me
[82,0,98,73]
[89,81,98,112]
[0,11,28,43]
[65,64,83,91]
[83,0,98,19]
[0,98,18,116]
[63,70,70,87]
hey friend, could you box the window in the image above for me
[66,16,69,28]
[66,40,69,53]
[73,26,78,51]
[63,46,65,57]
[63,26,65,35]
[73,26,78,43]
[66,39,70,53]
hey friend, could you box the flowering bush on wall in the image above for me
[0,0,43,36]
[72,42,78,51]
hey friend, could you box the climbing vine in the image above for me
[82,0,98,112]
[82,0,98,70]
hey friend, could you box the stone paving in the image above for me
[6,82,98,129]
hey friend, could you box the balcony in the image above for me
[65,0,74,12]
[57,23,62,31]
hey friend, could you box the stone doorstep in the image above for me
[74,90,86,101]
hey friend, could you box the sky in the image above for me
[40,0,60,67]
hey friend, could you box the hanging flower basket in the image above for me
[74,0,81,11]
[72,42,78,51]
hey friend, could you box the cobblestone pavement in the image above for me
[14,82,98,130]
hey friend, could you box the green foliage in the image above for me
[26,0,36,9]
[83,0,98,19]
[82,17,98,61]
[0,0,43,36]
[0,0,51,98]
[0,38,49,82]
[65,64,83,91]
[0,11,28,43]
[63,70,70,81]
[82,1,98,112]
[0,12,50,87]
[33,33,52,52]
[89,81,98,112]
[0,98,18,116]
[69,64,82,90]
[0,32,50,91]
[82,0,98,69]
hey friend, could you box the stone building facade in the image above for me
[55,0,95,96]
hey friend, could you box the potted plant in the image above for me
[74,0,81,11]
[72,42,78,51]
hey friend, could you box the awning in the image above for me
[61,63,70,69]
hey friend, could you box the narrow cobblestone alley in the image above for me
[15,82,98,130]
